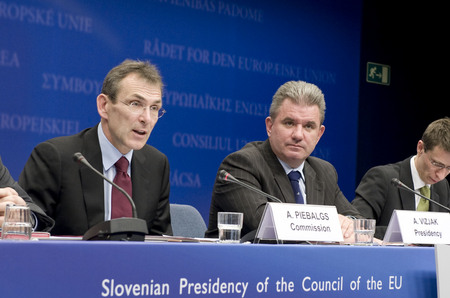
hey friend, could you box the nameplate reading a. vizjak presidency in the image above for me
[384,210,450,244]
[255,203,343,242]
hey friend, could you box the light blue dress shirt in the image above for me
[97,123,133,220]
[278,158,306,203]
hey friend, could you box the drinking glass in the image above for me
[354,218,376,245]
[217,212,243,243]
[1,205,32,240]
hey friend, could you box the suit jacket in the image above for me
[352,157,450,239]
[205,140,361,238]
[19,125,172,236]
[0,156,54,231]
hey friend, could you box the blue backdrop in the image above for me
[0,0,362,222]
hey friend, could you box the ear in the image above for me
[417,140,425,154]
[265,117,273,137]
[97,94,109,119]
[315,125,326,144]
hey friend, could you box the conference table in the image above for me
[1,238,437,297]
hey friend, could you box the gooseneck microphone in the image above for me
[73,152,148,241]
[391,178,450,212]
[219,170,282,203]
[73,152,138,218]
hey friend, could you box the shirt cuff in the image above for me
[30,211,38,231]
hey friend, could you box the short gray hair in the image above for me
[269,81,326,124]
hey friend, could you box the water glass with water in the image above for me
[1,205,32,240]
[217,212,243,243]
[354,218,376,245]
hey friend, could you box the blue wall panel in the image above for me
[0,0,362,222]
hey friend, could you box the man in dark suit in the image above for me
[1,156,54,231]
[352,118,450,239]
[19,60,172,236]
[205,81,361,241]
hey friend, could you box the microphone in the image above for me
[73,153,138,218]
[218,170,282,203]
[391,178,450,212]
[73,152,148,241]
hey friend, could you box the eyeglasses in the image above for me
[427,155,450,173]
[119,100,166,119]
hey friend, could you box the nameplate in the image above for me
[436,244,450,297]
[255,203,343,242]
[384,210,450,244]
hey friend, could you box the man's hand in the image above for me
[0,187,27,225]
[338,214,355,244]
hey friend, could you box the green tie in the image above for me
[417,186,430,211]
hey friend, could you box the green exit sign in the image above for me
[366,62,390,85]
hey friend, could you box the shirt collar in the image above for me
[278,158,305,182]
[98,123,133,172]
[410,155,429,190]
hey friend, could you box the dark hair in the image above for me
[422,117,450,152]
[101,59,163,102]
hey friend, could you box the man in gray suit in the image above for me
[205,81,361,241]
[0,156,54,231]
[352,118,450,239]
[19,60,172,236]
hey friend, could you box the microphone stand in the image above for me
[74,153,148,241]
[391,178,450,212]
[219,170,282,203]
[218,170,282,243]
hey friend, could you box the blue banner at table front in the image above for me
[1,241,437,297]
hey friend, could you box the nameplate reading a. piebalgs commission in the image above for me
[384,210,450,244]
[255,203,343,242]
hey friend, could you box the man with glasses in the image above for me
[19,59,172,236]
[352,117,450,239]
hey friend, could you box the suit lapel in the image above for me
[429,186,441,212]
[399,158,416,211]
[304,160,325,205]
[130,151,150,217]
[274,170,295,203]
[261,140,294,203]
[79,126,105,227]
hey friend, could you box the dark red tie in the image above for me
[111,156,132,218]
